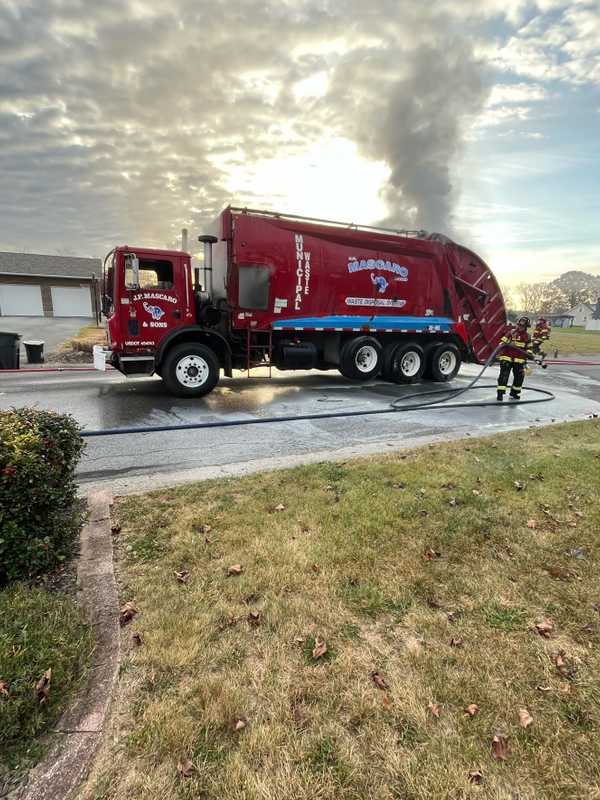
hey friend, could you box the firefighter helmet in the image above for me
[517,316,531,328]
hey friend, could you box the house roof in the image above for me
[0,251,101,279]
[567,302,594,312]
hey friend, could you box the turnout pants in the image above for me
[497,360,525,399]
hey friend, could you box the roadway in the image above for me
[1,362,599,495]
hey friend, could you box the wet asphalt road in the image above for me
[1,362,599,495]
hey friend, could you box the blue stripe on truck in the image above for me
[272,315,454,331]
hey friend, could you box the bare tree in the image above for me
[517,282,567,315]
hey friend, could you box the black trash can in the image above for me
[23,339,45,364]
[0,331,20,370]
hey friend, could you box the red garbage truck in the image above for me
[96,207,507,397]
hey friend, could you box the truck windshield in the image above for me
[126,259,174,290]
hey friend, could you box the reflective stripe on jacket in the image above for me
[498,330,533,363]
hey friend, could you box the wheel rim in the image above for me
[355,345,378,373]
[437,350,457,375]
[398,350,421,377]
[175,355,209,387]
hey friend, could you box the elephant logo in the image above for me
[143,302,165,321]
[370,273,388,294]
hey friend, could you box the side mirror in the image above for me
[125,254,140,290]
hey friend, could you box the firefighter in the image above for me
[532,316,551,356]
[496,316,534,401]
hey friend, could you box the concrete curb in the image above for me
[18,490,119,800]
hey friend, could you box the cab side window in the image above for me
[125,259,174,290]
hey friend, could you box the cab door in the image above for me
[119,251,188,350]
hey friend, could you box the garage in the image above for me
[0,251,101,318]
[0,283,44,316]
[51,286,93,317]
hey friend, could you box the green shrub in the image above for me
[0,583,93,773]
[0,408,84,585]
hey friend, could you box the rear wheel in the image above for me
[383,341,425,384]
[338,336,382,381]
[427,342,461,382]
[162,342,220,398]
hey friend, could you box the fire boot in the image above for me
[509,390,521,401]
[497,390,504,402]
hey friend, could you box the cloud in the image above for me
[0,0,597,259]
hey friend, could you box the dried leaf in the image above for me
[418,488,426,495]
[274,504,286,512]
[554,650,566,668]
[450,637,464,648]
[234,718,247,731]
[312,638,328,660]
[519,708,533,729]
[535,618,554,638]
[110,524,121,536]
[119,601,137,626]
[371,671,388,690]
[174,570,190,583]
[513,481,524,491]
[491,734,510,761]
[581,622,594,634]
[177,758,194,778]
[132,632,143,647]
[247,611,261,627]
[311,563,321,574]
[428,702,441,718]
[197,523,212,534]
[382,694,392,709]
[424,548,441,561]
[392,482,406,490]
[227,564,243,576]
[0,680,9,699]
[468,770,484,785]
[449,497,457,507]
[35,668,52,704]
[472,489,481,497]
[527,519,537,529]
[465,704,479,717]
[536,685,552,693]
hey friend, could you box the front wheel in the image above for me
[162,342,220,398]
[427,342,461,382]
[382,341,426,384]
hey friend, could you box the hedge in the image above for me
[0,408,84,585]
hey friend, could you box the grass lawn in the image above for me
[545,326,600,356]
[0,584,93,788]
[84,421,600,800]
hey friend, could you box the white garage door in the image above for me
[51,286,93,317]
[0,284,44,315]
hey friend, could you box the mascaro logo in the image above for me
[348,257,408,281]
[371,273,388,294]
[143,302,165,321]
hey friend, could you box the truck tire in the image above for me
[338,336,382,381]
[382,341,426,384]
[427,342,461,382]
[161,342,220,398]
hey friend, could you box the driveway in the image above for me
[0,316,94,361]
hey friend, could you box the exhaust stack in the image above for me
[198,234,218,298]
[181,227,188,252]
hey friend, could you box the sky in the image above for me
[0,0,599,286]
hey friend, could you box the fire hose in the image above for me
[79,341,555,438]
